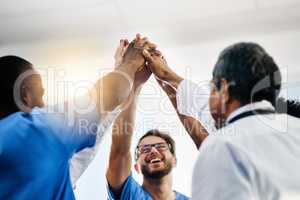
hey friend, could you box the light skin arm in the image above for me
[106,64,152,193]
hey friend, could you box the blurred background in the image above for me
[1,0,300,199]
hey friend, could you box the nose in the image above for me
[149,146,160,154]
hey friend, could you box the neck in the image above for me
[223,99,242,122]
[142,173,175,200]
[0,106,19,119]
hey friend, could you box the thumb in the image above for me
[142,49,153,62]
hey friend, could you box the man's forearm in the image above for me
[159,68,184,90]
[106,88,140,189]
[111,88,140,153]
[159,80,208,149]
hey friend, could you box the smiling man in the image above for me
[106,49,189,199]
[106,83,189,200]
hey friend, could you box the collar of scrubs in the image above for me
[226,100,275,125]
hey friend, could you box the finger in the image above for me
[142,49,154,62]
[119,38,128,47]
[141,37,148,42]
[121,38,129,49]
[136,38,149,49]
[142,41,150,49]
[126,41,136,51]
[132,35,149,49]
[124,39,129,46]
[114,40,124,57]
[136,33,141,41]
[153,50,167,63]
[147,42,157,50]
[123,44,129,55]
[144,42,156,51]
[153,50,162,56]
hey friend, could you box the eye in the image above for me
[156,144,165,149]
[140,145,151,154]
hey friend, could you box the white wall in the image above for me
[1,29,300,199]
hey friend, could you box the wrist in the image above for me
[118,60,141,71]
[161,69,183,89]
[115,63,135,78]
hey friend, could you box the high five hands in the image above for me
[115,34,183,89]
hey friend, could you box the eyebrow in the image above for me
[138,142,167,147]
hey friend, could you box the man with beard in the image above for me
[106,93,189,200]
[106,45,189,200]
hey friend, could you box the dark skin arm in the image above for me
[155,78,208,149]
[143,50,209,148]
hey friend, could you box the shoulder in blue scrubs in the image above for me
[0,107,97,200]
[107,174,189,200]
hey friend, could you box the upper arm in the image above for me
[106,150,132,192]
[192,139,253,200]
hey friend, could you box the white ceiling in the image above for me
[1,0,300,46]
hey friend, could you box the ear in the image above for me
[21,86,31,107]
[173,157,177,167]
[134,163,141,174]
[220,78,230,104]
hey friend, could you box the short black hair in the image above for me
[213,42,281,105]
[0,55,33,118]
[135,129,176,161]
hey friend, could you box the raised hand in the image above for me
[114,39,129,68]
[143,49,183,89]
[143,49,170,80]
[119,34,155,72]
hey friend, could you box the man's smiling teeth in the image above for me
[150,158,161,163]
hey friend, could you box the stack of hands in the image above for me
[114,34,183,93]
